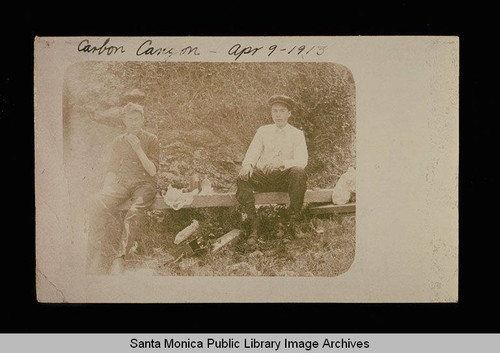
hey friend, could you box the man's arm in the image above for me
[282,130,308,169]
[125,134,157,176]
[239,128,263,180]
[242,127,263,168]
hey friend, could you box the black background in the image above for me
[0,4,493,334]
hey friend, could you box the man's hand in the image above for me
[262,159,284,174]
[238,165,253,181]
[124,133,157,176]
[124,133,143,154]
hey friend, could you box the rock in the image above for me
[277,270,299,277]
[312,253,322,260]
[313,226,325,234]
[263,249,277,256]
[248,250,264,258]
[123,268,156,278]
[179,257,200,271]
[226,262,261,276]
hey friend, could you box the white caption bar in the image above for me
[1,334,499,353]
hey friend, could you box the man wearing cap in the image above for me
[92,88,147,128]
[87,102,160,274]
[236,95,308,245]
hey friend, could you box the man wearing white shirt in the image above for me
[236,95,308,244]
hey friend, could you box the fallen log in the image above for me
[120,189,337,210]
[308,203,356,215]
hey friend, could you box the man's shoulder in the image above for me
[112,133,127,142]
[286,124,304,134]
[257,124,275,132]
[255,124,304,134]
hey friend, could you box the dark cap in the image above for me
[121,102,144,117]
[268,94,295,110]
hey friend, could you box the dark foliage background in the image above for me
[63,62,356,195]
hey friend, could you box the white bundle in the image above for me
[331,167,356,205]
[161,185,198,210]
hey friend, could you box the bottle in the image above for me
[174,220,200,245]
[200,176,213,194]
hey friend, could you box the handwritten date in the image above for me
[228,43,326,61]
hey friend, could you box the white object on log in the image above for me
[331,167,356,205]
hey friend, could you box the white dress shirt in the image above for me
[242,123,308,171]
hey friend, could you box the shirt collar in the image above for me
[275,123,289,133]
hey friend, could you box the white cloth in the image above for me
[242,123,308,170]
[331,167,356,205]
[161,185,198,210]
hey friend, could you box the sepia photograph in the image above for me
[35,36,458,303]
[63,62,356,278]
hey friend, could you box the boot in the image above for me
[109,256,126,275]
[287,212,305,239]
[246,216,259,245]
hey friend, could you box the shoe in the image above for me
[109,256,125,275]
[275,222,286,238]
[287,217,305,239]
[247,232,258,245]
[293,225,306,239]
[246,217,259,245]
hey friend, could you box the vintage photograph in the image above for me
[35,36,458,303]
[62,62,356,278]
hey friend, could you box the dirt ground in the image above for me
[121,209,356,278]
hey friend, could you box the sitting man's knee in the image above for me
[237,174,250,184]
[236,180,254,204]
[290,166,306,177]
[236,176,254,191]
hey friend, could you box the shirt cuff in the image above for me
[282,159,295,169]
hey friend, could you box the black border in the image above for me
[1,6,494,334]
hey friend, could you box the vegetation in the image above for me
[64,61,356,277]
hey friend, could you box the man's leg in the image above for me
[86,185,130,274]
[236,175,258,244]
[286,167,307,237]
[108,182,156,275]
[253,167,307,208]
[236,170,280,244]
[258,167,307,238]
[236,175,257,221]
[287,167,307,217]
[236,168,307,242]
[121,183,157,257]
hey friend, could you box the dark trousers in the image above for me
[236,167,307,219]
[86,178,156,274]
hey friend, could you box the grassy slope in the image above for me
[65,62,356,277]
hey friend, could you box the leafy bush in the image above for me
[64,62,355,191]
